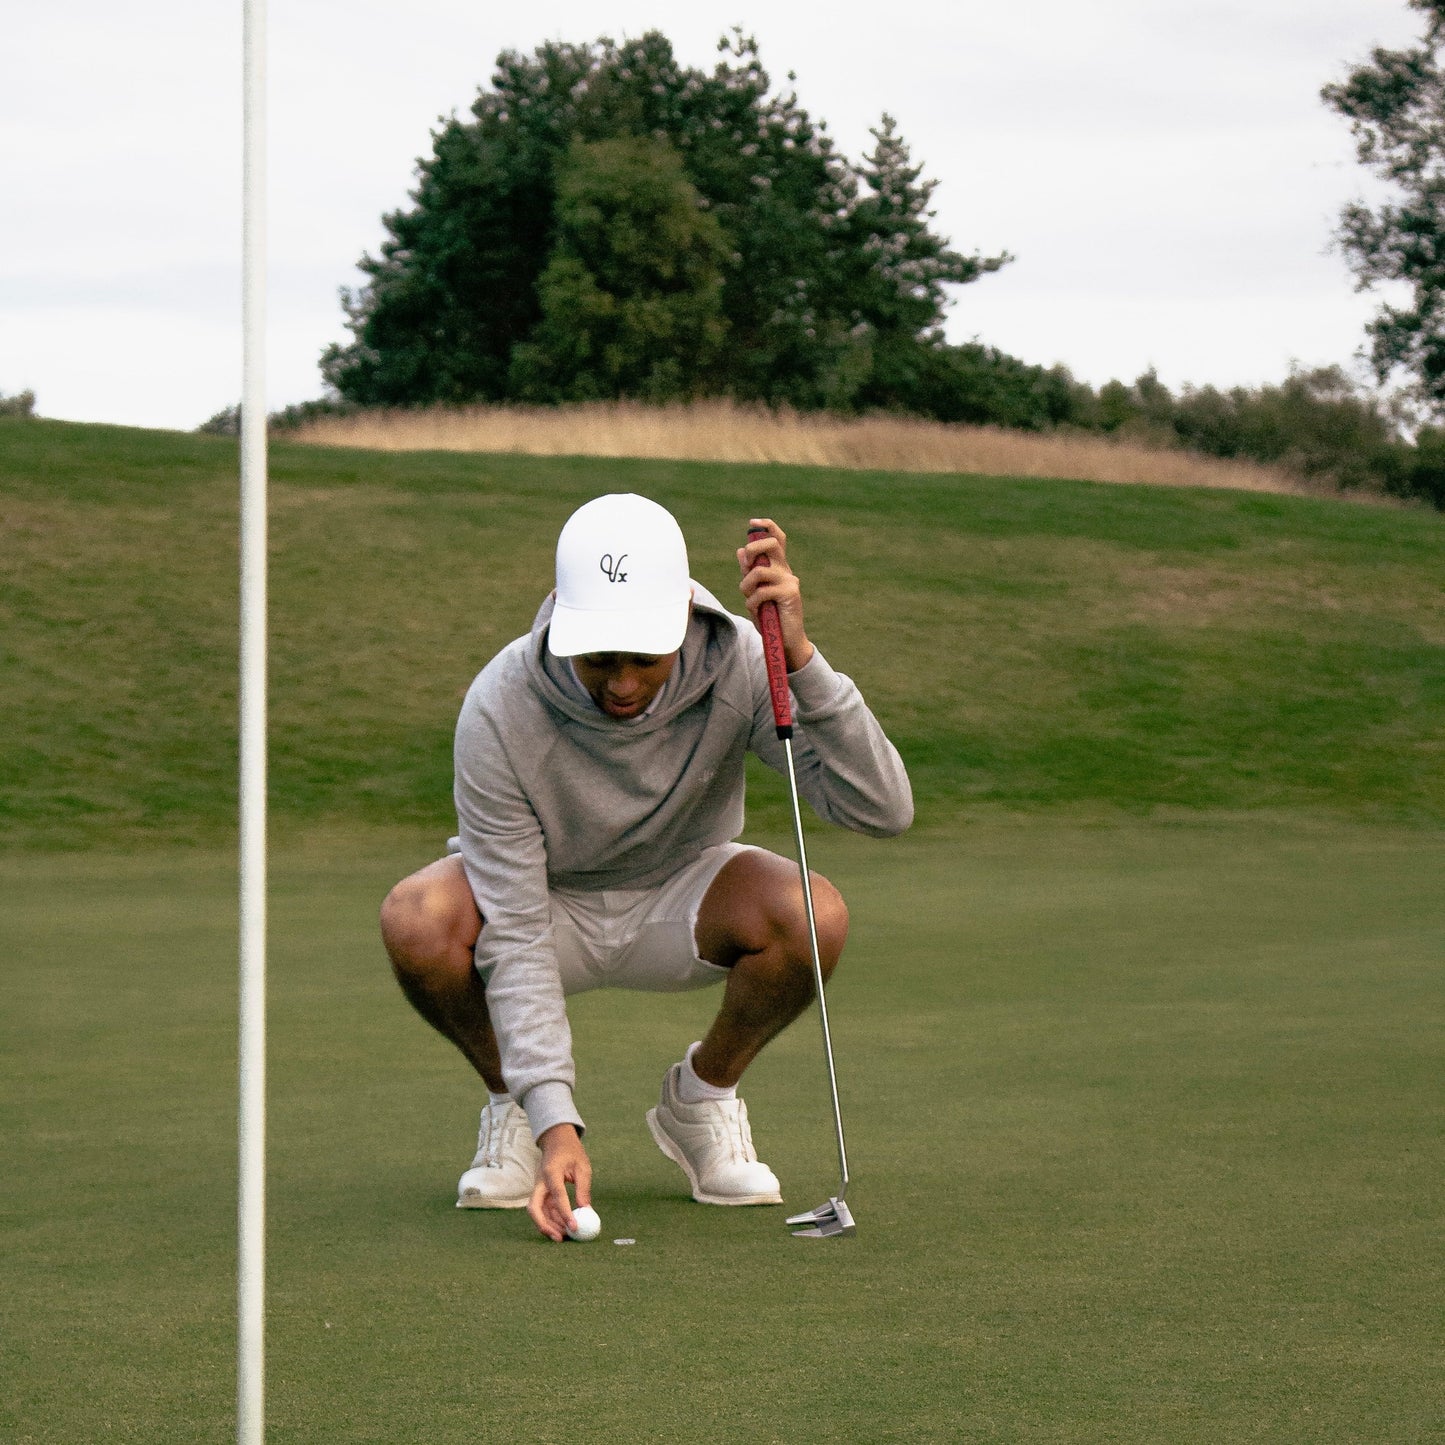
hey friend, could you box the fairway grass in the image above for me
[5,817,1441,1442]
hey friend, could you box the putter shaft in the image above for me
[782,734,849,1202]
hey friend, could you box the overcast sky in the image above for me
[0,1,1421,430]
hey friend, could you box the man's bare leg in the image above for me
[379,855,505,1093]
[383,858,571,1221]
[691,849,850,1088]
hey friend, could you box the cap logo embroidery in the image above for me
[600,553,629,583]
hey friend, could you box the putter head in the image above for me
[786,1196,856,1238]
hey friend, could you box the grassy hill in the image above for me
[3,415,1440,848]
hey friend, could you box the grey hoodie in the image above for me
[453,582,912,1140]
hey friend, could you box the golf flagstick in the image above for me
[747,527,856,1239]
[238,0,269,1438]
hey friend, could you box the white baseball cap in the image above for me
[547,493,692,657]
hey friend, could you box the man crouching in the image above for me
[380,493,911,1241]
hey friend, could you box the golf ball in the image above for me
[566,1206,601,1242]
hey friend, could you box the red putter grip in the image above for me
[747,526,793,739]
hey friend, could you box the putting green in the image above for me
[4,817,1440,1441]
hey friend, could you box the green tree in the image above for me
[0,389,36,418]
[509,136,729,401]
[321,43,595,405]
[322,30,1008,410]
[1323,1,1445,410]
[845,114,1010,410]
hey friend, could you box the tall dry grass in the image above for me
[290,399,1317,497]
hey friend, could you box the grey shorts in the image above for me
[551,842,762,996]
[447,840,760,997]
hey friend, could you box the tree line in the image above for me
[277,20,1445,508]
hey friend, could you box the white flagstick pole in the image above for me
[238,0,267,1438]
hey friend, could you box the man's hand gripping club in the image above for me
[737,518,814,673]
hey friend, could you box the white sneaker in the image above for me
[646,1064,783,1205]
[456,1100,539,1209]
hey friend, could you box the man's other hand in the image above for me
[528,1123,593,1242]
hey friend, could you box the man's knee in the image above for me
[789,874,849,979]
[756,866,849,984]
[700,850,849,978]
[380,861,479,978]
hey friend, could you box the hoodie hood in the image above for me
[525,581,740,734]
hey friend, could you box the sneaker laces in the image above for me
[475,1104,512,1169]
[723,1098,758,1164]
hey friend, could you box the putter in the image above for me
[748,527,856,1239]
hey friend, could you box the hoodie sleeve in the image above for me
[453,677,584,1142]
[746,634,914,836]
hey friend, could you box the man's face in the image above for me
[572,651,679,720]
